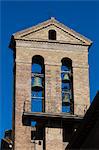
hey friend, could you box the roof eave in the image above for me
[12,17,93,47]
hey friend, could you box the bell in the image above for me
[32,76,43,91]
[62,73,70,82]
[62,93,70,106]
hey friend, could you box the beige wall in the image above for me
[16,42,90,113]
[13,38,90,149]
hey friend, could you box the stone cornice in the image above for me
[15,60,61,66]
[73,64,89,69]
[15,39,88,52]
[15,60,89,69]
[15,60,31,64]
[45,62,61,66]
[15,38,89,46]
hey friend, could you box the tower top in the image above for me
[9,18,92,51]
[12,18,92,45]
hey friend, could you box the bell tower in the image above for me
[10,17,92,150]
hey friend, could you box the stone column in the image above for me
[45,62,61,113]
[73,64,90,116]
[45,62,63,150]
[14,61,31,150]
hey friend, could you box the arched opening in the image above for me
[31,55,45,113]
[48,30,56,40]
[61,58,74,114]
[31,55,45,146]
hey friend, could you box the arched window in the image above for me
[48,30,56,40]
[61,58,73,114]
[31,55,45,113]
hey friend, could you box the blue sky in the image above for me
[0,1,99,141]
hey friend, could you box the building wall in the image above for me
[14,62,31,149]
[13,40,90,149]
[16,42,90,114]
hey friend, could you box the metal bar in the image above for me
[31,73,44,78]
[31,96,44,99]
[61,71,71,73]
[62,91,70,94]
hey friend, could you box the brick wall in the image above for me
[11,17,91,149]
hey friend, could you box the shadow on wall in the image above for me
[66,91,99,150]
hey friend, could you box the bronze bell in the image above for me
[62,93,70,106]
[62,73,70,82]
[32,76,43,91]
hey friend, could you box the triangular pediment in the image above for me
[13,17,92,45]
